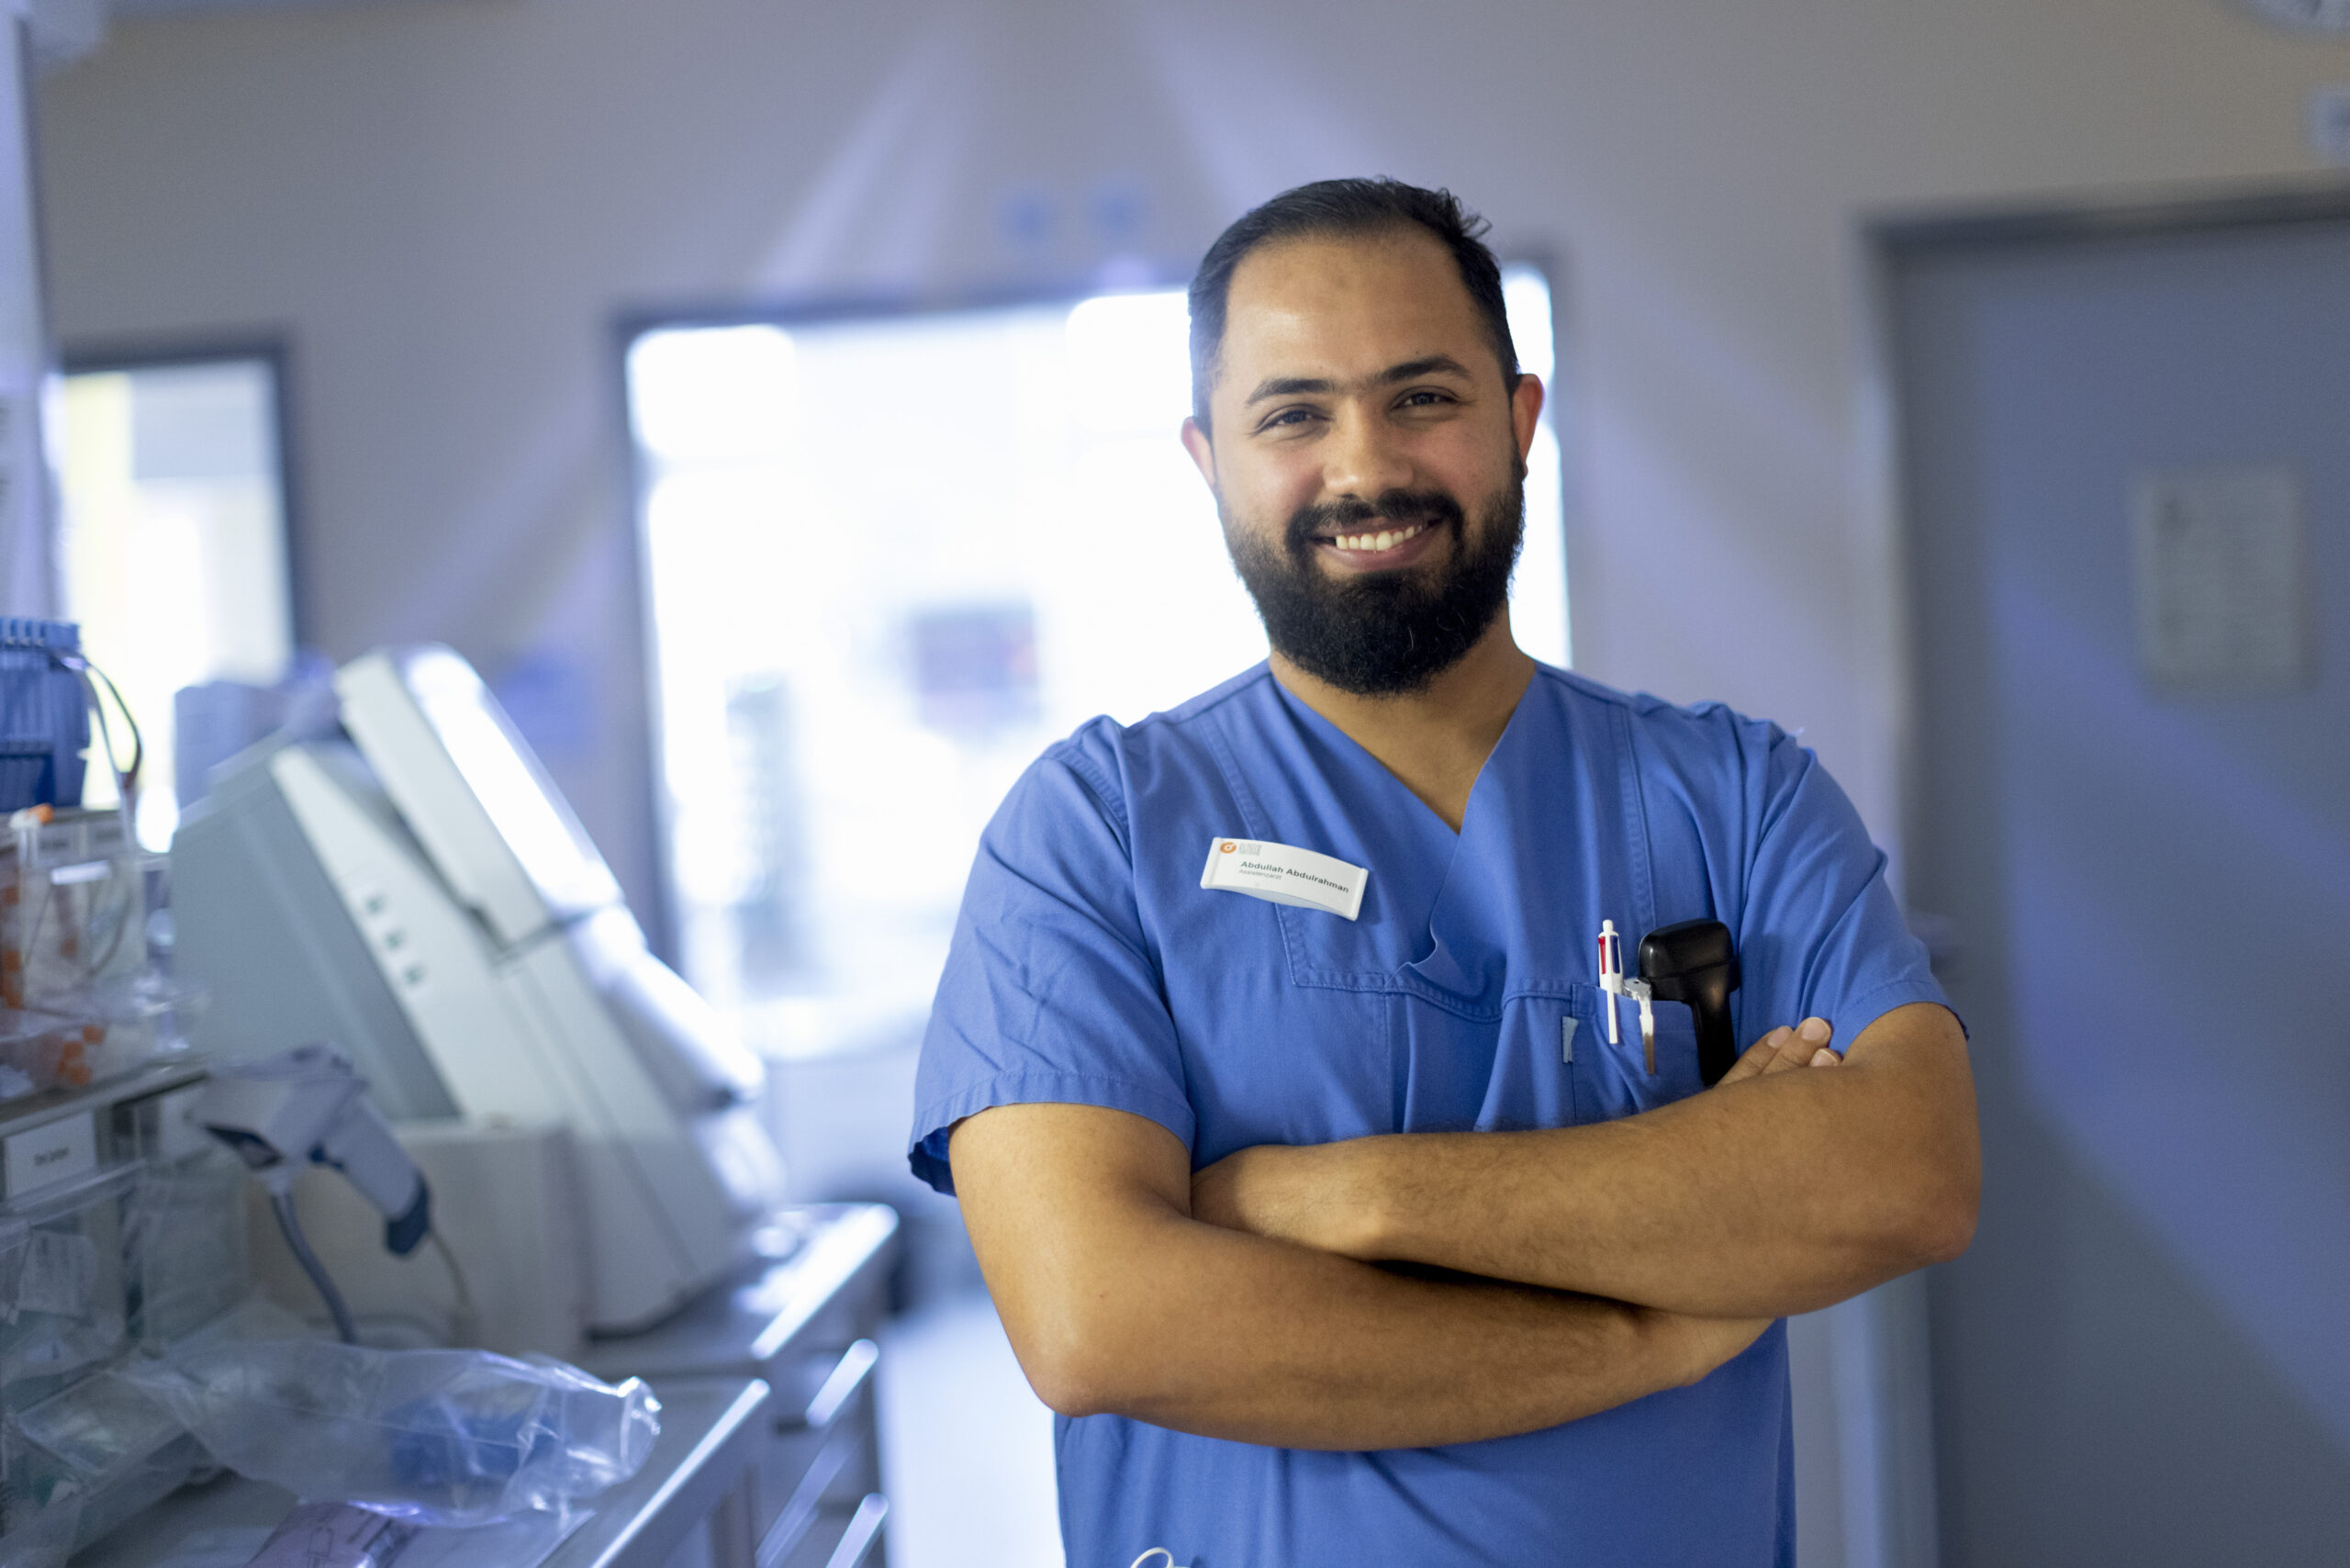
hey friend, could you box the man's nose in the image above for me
[1320,408,1413,500]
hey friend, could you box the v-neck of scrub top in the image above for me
[1259,671,1545,1015]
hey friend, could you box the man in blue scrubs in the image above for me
[911,179,1979,1565]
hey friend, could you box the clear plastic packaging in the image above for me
[121,1339,661,1527]
[6,1373,201,1562]
[0,1165,202,1566]
[0,1169,135,1416]
[0,1162,255,1564]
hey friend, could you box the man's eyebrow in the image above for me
[1243,375,1334,404]
[1378,354,1475,385]
[1241,355,1478,406]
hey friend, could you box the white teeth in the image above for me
[1331,521,1426,553]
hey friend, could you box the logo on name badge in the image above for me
[1198,836,1368,921]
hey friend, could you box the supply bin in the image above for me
[0,808,195,1100]
[0,1070,252,1563]
[0,622,87,817]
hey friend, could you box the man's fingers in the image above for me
[1720,1020,1841,1086]
[1784,1017,1838,1070]
[1718,1028,1790,1085]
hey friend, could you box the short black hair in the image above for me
[1187,177,1517,430]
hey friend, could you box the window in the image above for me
[628,270,1564,1056]
[56,353,297,849]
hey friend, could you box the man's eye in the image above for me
[1260,408,1318,430]
[1398,389,1452,409]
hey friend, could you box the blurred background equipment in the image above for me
[240,1115,580,1358]
[162,642,897,1563]
[0,618,201,1099]
[0,1058,246,1560]
[172,644,786,1336]
[195,1044,442,1345]
[0,620,89,813]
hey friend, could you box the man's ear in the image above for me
[1510,375,1547,463]
[1181,416,1217,489]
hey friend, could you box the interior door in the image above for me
[1888,201,2350,1565]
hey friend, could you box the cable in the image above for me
[0,635,141,808]
[427,1228,481,1345]
[271,1188,358,1346]
[55,652,142,801]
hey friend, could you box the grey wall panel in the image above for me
[1891,213,2350,1565]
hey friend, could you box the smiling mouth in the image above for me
[1322,520,1431,555]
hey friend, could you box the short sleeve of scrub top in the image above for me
[908,721,1192,1193]
[907,663,1953,1568]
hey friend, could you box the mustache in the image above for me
[1285,489,1468,554]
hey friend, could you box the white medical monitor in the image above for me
[335,647,620,948]
[174,646,780,1330]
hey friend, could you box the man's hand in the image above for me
[1192,1015,1846,1256]
[1717,1015,1844,1084]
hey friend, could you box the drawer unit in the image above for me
[582,1204,897,1568]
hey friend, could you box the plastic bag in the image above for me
[118,1338,660,1526]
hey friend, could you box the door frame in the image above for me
[1869,179,2350,895]
[1861,178,2350,1568]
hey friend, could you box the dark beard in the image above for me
[1224,477,1525,697]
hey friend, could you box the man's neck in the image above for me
[1269,616,1536,833]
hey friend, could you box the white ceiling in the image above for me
[106,0,457,16]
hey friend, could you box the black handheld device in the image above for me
[1638,919,1740,1086]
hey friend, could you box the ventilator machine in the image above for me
[172,645,788,1336]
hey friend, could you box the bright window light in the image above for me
[627,325,797,464]
[57,356,295,850]
[630,271,1567,1058]
[1503,263,1568,670]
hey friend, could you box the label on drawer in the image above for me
[5,1112,97,1198]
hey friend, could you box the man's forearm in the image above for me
[1014,1204,1714,1450]
[1196,1003,1979,1317]
[951,1103,1763,1451]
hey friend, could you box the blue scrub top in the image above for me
[911,662,1949,1568]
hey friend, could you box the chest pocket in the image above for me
[1380,975,1722,1136]
[1574,982,1707,1122]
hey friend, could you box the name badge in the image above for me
[1200,837,1368,921]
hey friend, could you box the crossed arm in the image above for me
[948,1001,1978,1450]
[1191,1001,1978,1316]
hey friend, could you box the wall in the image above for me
[1,14,59,617]
[28,1,2350,1562]
[33,0,2350,929]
